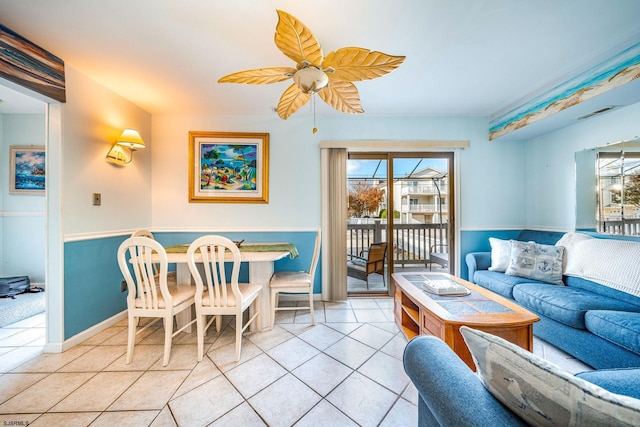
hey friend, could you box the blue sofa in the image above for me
[403,335,640,426]
[466,230,640,369]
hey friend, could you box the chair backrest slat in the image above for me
[187,236,242,308]
[118,236,171,311]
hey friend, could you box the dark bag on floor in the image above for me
[0,276,30,298]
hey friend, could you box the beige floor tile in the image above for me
[226,353,287,399]
[294,309,325,324]
[274,310,296,324]
[324,301,352,310]
[324,322,363,335]
[50,371,142,412]
[89,410,160,427]
[103,344,164,371]
[298,324,344,350]
[267,336,320,371]
[379,333,408,360]
[102,324,158,346]
[249,374,321,427]
[0,373,47,403]
[172,356,222,398]
[246,326,294,351]
[150,406,178,427]
[401,382,419,406]
[79,326,126,346]
[277,323,315,335]
[0,372,94,413]
[0,346,44,373]
[379,396,418,426]
[211,401,266,426]
[11,345,92,373]
[207,338,262,372]
[349,298,380,309]
[374,298,394,309]
[358,351,410,394]
[57,345,125,372]
[109,370,190,410]
[353,309,387,323]
[373,321,401,334]
[324,336,376,369]
[348,323,395,349]
[28,411,100,426]
[327,371,397,427]
[324,309,357,323]
[169,375,244,426]
[292,353,353,397]
[148,344,199,370]
[294,399,359,427]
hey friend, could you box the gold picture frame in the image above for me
[188,131,269,203]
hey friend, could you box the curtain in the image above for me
[320,148,347,301]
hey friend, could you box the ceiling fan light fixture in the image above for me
[293,66,329,94]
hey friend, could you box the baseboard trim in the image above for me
[62,310,127,351]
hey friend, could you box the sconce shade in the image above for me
[116,129,146,149]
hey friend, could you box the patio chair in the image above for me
[347,242,387,289]
[429,243,449,271]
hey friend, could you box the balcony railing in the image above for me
[347,220,448,267]
[599,218,640,236]
[401,184,449,195]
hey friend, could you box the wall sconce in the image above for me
[106,129,146,165]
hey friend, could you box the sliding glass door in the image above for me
[347,152,454,296]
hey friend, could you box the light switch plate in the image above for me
[93,193,101,206]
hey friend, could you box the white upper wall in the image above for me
[62,66,152,236]
[524,101,640,230]
[151,114,529,230]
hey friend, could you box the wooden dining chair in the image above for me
[117,236,196,366]
[186,235,261,362]
[269,229,321,329]
[130,229,177,284]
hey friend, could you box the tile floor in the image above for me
[0,298,591,427]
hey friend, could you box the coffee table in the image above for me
[393,272,539,370]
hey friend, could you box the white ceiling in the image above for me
[1,0,640,121]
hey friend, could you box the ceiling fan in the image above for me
[218,10,405,124]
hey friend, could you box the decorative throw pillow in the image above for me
[488,237,511,272]
[460,326,640,426]
[505,240,564,285]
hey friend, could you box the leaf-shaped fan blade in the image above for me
[274,10,323,67]
[318,80,364,114]
[323,47,405,82]
[218,67,296,84]
[277,83,311,119]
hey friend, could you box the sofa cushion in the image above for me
[585,310,640,355]
[460,326,640,426]
[474,270,550,299]
[506,241,564,286]
[565,276,640,309]
[513,284,640,329]
[488,237,511,272]
[576,368,640,400]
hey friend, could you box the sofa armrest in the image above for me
[403,336,527,427]
[465,252,491,283]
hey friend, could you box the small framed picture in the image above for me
[188,131,269,203]
[9,146,45,195]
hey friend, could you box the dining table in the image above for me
[160,242,298,332]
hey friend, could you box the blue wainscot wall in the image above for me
[64,230,320,341]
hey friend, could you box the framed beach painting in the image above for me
[9,146,46,195]
[188,131,269,203]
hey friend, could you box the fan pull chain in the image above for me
[312,95,318,134]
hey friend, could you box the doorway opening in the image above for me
[346,152,454,296]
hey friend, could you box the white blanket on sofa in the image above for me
[559,233,640,298]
